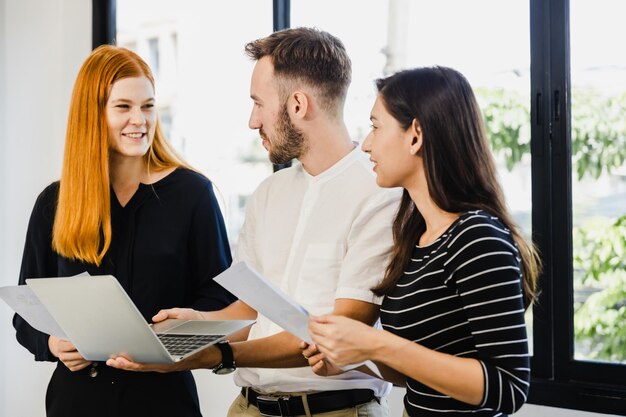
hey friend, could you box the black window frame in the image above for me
[94,0,626,414]
[530,0,626,413]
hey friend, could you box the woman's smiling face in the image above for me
[106,76,157,159]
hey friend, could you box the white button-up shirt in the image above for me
[233,147,401,396]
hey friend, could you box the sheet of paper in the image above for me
[214,261,382,377]
[0,285,67,339]
[214,261,312,343]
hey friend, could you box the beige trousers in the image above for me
[227,392,390,417]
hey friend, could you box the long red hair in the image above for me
[53,45,190,266]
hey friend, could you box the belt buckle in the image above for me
[257,394,293,417]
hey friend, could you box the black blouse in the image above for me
[14,167,236,361]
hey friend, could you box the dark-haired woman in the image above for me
[303,66,540,417]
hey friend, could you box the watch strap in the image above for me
[214,341,235,372]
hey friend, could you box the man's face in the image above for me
[248,57,307,164]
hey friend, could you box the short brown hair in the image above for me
[245,27,351,113]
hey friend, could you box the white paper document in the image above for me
[214,261,312,343]
[214,261,381,377]
[0,285,67,339]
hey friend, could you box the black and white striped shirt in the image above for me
[381,210,530,416]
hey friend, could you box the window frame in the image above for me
[94,0,626,413]
[529,0,626,413]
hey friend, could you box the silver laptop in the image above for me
[26,275,254,363]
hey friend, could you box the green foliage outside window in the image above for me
[476,88,626,362]
[477,88,531,171]
[573,216,626,362]
[477,88,626,180]
[572,90,626,181]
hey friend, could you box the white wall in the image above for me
[0,1,90,416]
[0,2,238,416]
[0,0,6,410]
[0,1,619,417]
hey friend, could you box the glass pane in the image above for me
[571,0,626,364]
[293,0,533,352]
[117,0,273,250]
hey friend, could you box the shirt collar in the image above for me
[301,143,361,185]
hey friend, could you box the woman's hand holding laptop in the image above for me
[48,335,92,372]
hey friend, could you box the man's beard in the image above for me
[265,104,308,165]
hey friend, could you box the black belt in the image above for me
[242,387,376,416]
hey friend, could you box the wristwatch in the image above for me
[212,341,236,375]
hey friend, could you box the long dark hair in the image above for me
[372,67,540,309]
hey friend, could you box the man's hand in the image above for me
[106,344,222,373]
[152,301,258,324]
[299,341,344,377]
[105,356,182,373]
[48,335,92,372]
[308,315,380,366]
[152,307,205,323]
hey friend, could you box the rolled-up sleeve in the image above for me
[335,189,400,304]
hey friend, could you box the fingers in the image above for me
[152,308,176,323]
[56,345,93,372]
[63,359,92,372]
[312,342,331,358]
[311,359,327,374]
[309,315,334,324]
[308,326,333,352]
[48,335,60,357]
[310,314,350,325]
[311,343,344,366]
[153,308,203,322]
[299,340,328,369]
[309,355,345,377]
[303,347,324,366]
[106,357,169,373]
[50,338,92,371]
[301,343,319,359]
[106,357,145,371]
[71,361,92,372]
[306,351,331,377]
[49,337,77,358]
[306,352,325,366]
[308,315,341,338]
[308,319,328,339]
[58,349,86,363]
[299,341,309,359]
[299,337,346,378]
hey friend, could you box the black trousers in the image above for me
[45,362,203,417]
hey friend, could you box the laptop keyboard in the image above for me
[157,334,224,357]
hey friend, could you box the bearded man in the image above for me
[109,27,400,417]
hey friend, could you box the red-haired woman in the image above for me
[303,67,541,417]
[13,45,235,417]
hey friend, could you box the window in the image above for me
[293,0,535,350]
[529,0,626,413]
[95,0,626,413]
[147,37,159,77]
[570,0,626,367]
[115,0,274,249]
